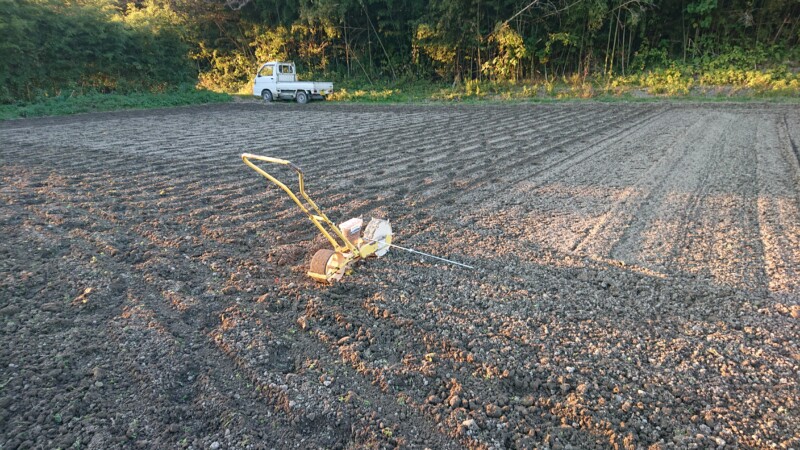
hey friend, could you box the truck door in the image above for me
[277,64,295,83]
[255,64,276,95]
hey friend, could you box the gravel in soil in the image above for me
[1,102,799,449]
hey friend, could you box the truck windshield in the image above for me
[259,65,274,77]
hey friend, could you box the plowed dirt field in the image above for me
[1,102,799,449]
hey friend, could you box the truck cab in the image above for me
[253,61,333,104]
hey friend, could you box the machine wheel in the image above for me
[363,218,392,257]
[296,91,309,104]
[309,249,346,282]
[261,89,273,102]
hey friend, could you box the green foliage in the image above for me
[0,0,194,103]
[413,23,458,79]
[608,64,799,98]
[631,42,671,72]
[559,74,594,98]
[637,66,694,95]
[698,70,800,95]
[195,47,255,94]
[328,78,446,102]
[686,0,717,29]
[2,0,798,104]
[694,44,785,71]
[482,23,528,81]
[538,32,574,79]
[453,79,544,100]
[608,65,693,96]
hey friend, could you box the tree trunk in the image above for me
[609,9,620,76]
[344,22,351,77]
[627,20,634,73]
[604,13,613,76]
[682,0,687,63]
[620,21,625,76]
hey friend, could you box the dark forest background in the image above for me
[1,0,798,102]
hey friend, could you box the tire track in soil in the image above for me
[578,111,773,294]
[779,111,800,210]
[676,113,769,292]
[568,110,710,257]
[477,106,687,260]
[655,113,770,292]
[588,111,734,279]
[755,113,800,298]
[462,105,668,216]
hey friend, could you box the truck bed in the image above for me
[276,81,333,95]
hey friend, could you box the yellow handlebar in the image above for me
[241,154,290,165]
[241,153,301,173]
[241,153,358,255]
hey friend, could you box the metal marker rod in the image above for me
[365,238,475,269]
[388,243,475,269]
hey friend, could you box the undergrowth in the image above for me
[310,65,799,104]
[324,79,446,102]
[607,65,800,97]
[0,87,231,120]
[4,65,796,119]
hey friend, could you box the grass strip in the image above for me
[0,89,231,120]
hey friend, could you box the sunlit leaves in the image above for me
[482,23,527,81]
[1,0,193,102]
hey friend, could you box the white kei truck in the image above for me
[252,61,333,104]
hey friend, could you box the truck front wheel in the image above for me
[261,90,273,102]
[296,91,309,104]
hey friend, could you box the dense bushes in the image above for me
[0,0,194,103]
[191,0,798,93]
[1,0,797,104]
[0,87,231,120]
